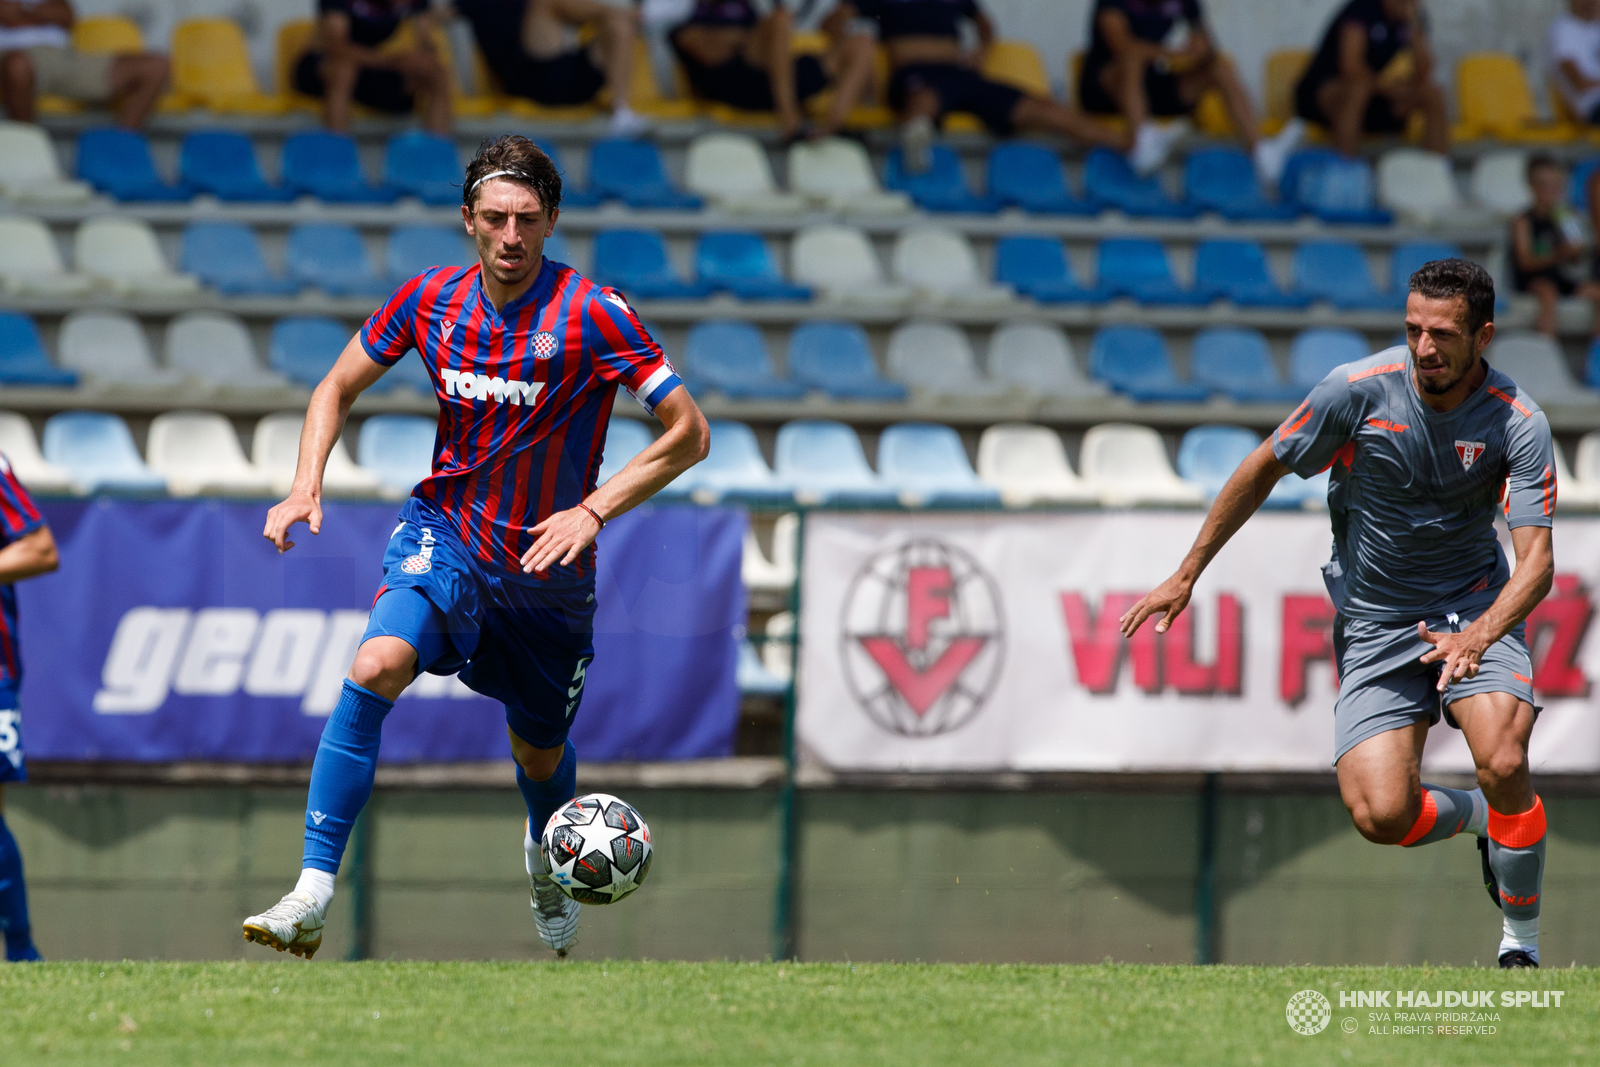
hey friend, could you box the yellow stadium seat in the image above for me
[943,40,1049,133]
[1261,48,1311,134]
[629,39,696,120]
[72,15,144,54]
[172,18,287,114]
[276,19,321,112]
[382,19,495,118]
[1457,52,1575,142]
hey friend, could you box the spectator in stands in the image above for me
[1511,155,1600,337]
[295,0,453,135]
[1552,0,1600,126]
[452,0,649,137]
[840,0,1128,172]
[669,0,875,143]
[1079,0,1302,181]
[0,0,168,128]
[1293,0,1446,157]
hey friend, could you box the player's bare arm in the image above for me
[0,526,58,583]
[1419,524,1553,691]
[521,387,710,575]
[1119,439,1292,637]
[262,337,391,554]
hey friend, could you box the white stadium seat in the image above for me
[891,226,1014,308]
[1078,422,1205,507]
[977,423,1096,506]
[787,138,912,214]
[1375,149,1480,227]
[166,312,294,395]
[0,216,96,297]
[1487,333,1600,406]
[74,217,201,297]
[252,412,381,498]
[1573,432,1600,505]
[0,411,75,494]
[791,224,910,309]
[987,321,1108,399]
[0,121,91,203]
[886,320,1011,400]
[760,610,795,681]
[685,132,807,214]
[1553,439,1600,510]
[146,411,273,497]
[743,511,799,594]
[58,310,186,392]
[1470,150,1532,217]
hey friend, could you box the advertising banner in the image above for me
[798,512,1600,772]
[18,500,745,764]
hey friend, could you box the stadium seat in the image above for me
[1469,150,1533,217]
[253,412,380,498]
[166,312,293,395]
[588,139,701,210]
[887,321,1011,400]
[146,412,273,497]
[1079,423,1204,507]
[773,420,898,506]
[791,225,910,308]
[877,422,1000,508]
[1376,149,1472,226]
[1263,48,1312,132]
[1083,148,1198,218]
[682,321,806,400]
[1184,148,1298,221]
[591,230,713,300]
[976,423,1095,505]
[788,138,911,214]
[1281,149,1391,225]
[1193,240,1307,308]
[685,133,806,214]
[74,217,201,297]
[0,216,94,297]
[1088,325,1210,403]
[988,322,1105,399]
[0,120,91,202]
[357,415,436,497]
[1189,327,1303,404]
[380,349,433,396]
[58,310,184,392]
[42,411,165,494]
[1177,425,1310,509]
[986,142,1094,215]
[787,321,907,401]
[0,412,74,494]
[1573,158,1600,214]
[884,145,1001,213]
[1490,333,1599,406]
[383,131,461,205]
[676,420,795,505]
[737,638,789,697]
[1292,241,1402,310]
[1574,432,1600,500]
[695,233,812,301]
[179,130,295,201]
[171,17,288,113]
[0,312,77,387]
[76,127,191,201]
[1390,240,1462,290]
[995,236,1104,303]
[387,224,474,285]
[287,223,390,298]
[891,226,1013,307]
[1551,439,1600,511]
[758,609,795,679]
[597,418,653,486]
[533,140,600,208]
[1289,328,1370,391]
[1095,238,1207,306]
[543,231,575,267]
[272,317,388,394]
[1456,52,1574,141]
[181,221,301,296]
[283,132,397,203]
[743,514,798,595]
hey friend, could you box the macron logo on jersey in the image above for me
[440,368,544,406]
[441,320,456,345]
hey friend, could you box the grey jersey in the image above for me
[1272,346,1556,622]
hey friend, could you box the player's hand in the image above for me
[1417,620,1487,691]
[263,489,322,554]
[521,506,602,576]
[1119,574,1194,638]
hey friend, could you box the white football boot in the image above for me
[525,819,581,956]
[242,892,325,959]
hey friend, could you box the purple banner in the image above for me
[17,500,745,763]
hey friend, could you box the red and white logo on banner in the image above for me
[1456,440,1486,469]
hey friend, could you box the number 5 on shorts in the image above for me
[565,656,593,719]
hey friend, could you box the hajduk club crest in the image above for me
[1455,440,1486,469]
[532,331,559,358]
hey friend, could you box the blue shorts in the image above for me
[364,498,596,750]
[0,688,24,784]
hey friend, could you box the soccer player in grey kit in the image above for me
[1122,259,1554,968]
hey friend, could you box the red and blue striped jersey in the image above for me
[0,453,45,693]
[360,258,682,583]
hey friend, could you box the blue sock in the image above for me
[0,814,39,962]
[517,742,577,840]
[302,681,393,874]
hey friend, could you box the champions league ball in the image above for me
[541,793,653,904]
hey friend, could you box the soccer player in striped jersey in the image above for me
[244,135,708,958]
[0,453,60,962]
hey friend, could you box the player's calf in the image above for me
[1486,796,1546,968]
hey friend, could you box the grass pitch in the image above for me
[0,960,1593,1066]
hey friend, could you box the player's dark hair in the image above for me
[463,135,562,213]
[1525,152,1560,181]
[1408,258,1495,335]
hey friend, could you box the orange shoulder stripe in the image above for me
[1347,362,1406,382]
[1486,384,1532,418]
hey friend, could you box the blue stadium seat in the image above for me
[77,127,192,202]
[884,145,1002,213]
[1293,240,1404,310]
[1573,157,1599,213]
[1190,327,1305,403]
[0,312,76,387]
[357,415,435,494]
[179,130,295,202]
[181,221,301,296]
[1289,328,1370,390]
[591,230,712,300]
[878,422,1001,507]
[774,420,898,506]
[1089,325,1210,402]
[282,131,398,203]
[787,321,907,401]
[1083,148,1199,218]
[598,418,653,485]
[696,232,811,301]
[272,317,394,394]
[737,638,788,696]
[678,420,795,505]
[385,349,434,394]
[1177,425,1308,509]
[543,231,574,266]
[386,224,473,285]
[286,223,390,298]
[986,141,1095,214]
[383,131,460,205]
[1281,148,1391,225]
[1183,148,1298,221]
[536,141,601,208]
[683,321,807,400]
[1096,238,1208,305]
[1585,337,1600,390]
[42,411,165,494]
[1193,240,1307,308]
[588,139,701,210]
[996,236,1106,303]
[1391,240,1461,286]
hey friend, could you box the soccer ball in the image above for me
[540,793,653,904]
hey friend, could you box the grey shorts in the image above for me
[1331,609,1540,765]
[26,45,114,102]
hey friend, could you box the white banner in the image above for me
[797,512,1600,773]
